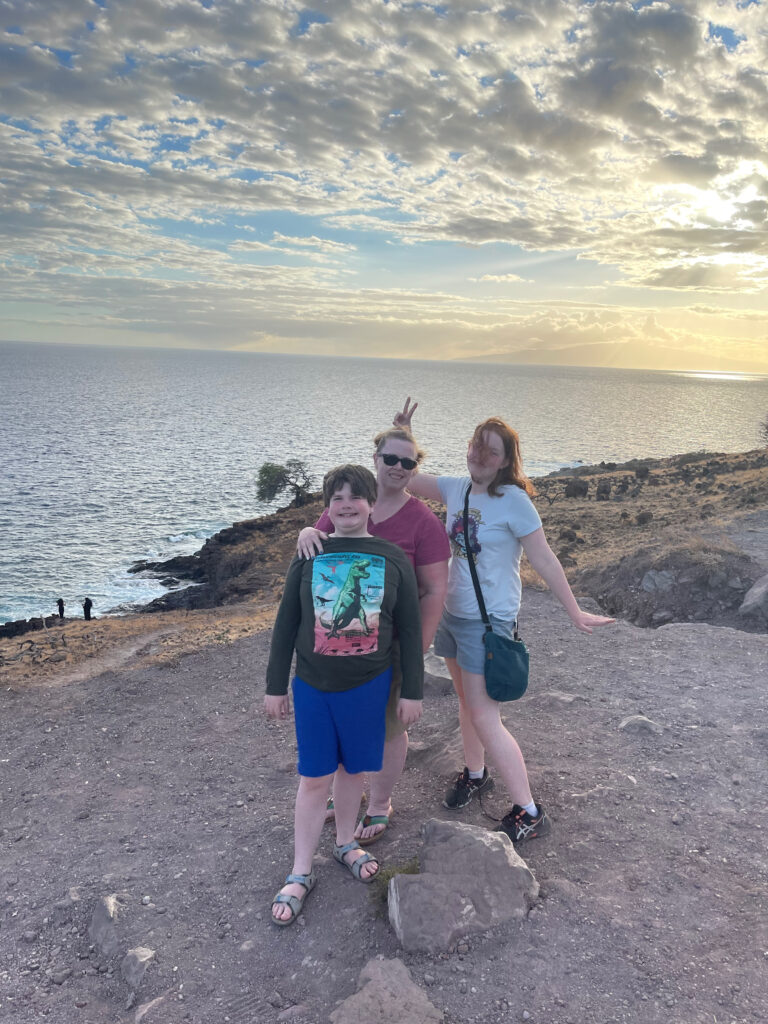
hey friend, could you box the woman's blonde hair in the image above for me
[372,427,426,464]
[470,417,535,498]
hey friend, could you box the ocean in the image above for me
[2,340,767,624]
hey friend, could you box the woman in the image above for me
[397,399,614,843]
[297,425,450,843]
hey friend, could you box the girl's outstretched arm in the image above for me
[520,528,615,633]
[405,472,443,503]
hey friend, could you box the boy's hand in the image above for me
[264,694,290,719]
[393,396,418,430]
[297,527,328,559]
[396,697,422,726]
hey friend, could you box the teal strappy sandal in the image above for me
[271,868,317,926]
[332,840,379,883]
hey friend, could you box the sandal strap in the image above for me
[349,850,377,879]
[273,892,303,914]
[284,871,314,891]
[333,840,361,859]
[361,814,390,827]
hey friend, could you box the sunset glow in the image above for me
[1,0,767,372]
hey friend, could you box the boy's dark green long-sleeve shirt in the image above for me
[266,536,424,699]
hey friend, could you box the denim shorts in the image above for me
[433,609,517,676]
[292,667,392,777]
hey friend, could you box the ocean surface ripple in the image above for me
[2,341,766,623]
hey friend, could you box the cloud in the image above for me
[470,273,530,283]
[1,0,767,368]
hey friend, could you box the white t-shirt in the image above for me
[437,476,542,622]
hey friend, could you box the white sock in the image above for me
[468,768,485,780]
[522,800,538,818]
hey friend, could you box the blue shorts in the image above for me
[433,609,517,675]
[292,668,393,777]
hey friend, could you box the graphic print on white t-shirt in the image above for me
[447,505,482,559]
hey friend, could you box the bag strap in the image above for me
[463,485,492,631]
[462,484,521,641]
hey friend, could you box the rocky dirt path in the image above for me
[2,590,767,1024]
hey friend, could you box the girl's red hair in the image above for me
[471,418,535,498]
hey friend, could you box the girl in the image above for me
[397,399,614,843]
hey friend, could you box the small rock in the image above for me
[564,479,588,498]
[141,896,151,906]
[596,479,611,501]
[88,895,121,957]
[641,569,676,593]
[278,1007,310,1021]
[135,996,166,1023]
[739,574,768,619]
[424,974,436,986]
[619,714,663,736]
[22,930,38,943]
[329,958,442,1024]
[121,947,156,990]
[52,968,72,985]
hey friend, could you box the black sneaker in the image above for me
[494,804,551,844]
[443,767,494,809]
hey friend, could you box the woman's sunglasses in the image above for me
[379,453,418,470]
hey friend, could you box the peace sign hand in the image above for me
[393,396,418,429]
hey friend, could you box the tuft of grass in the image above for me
[369,856,419,912]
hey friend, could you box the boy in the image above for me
[264,464,423,926]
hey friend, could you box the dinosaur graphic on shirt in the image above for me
[326,559,371,638]
[312,552,385,656]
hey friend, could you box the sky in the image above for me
[2,0,768,372]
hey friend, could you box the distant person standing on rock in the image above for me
[82,597,93,621]
[394,398,615,846]
[56,598,64,619]
[297,424,449,844]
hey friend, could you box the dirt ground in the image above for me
[2,585,767,1024]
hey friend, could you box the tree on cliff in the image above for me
[257,460,314,508]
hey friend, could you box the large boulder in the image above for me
[389,819,538,953]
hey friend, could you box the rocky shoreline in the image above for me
[131,446,768,632]
[2,447,767,680]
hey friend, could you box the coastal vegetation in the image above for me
[256,459,314,508]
